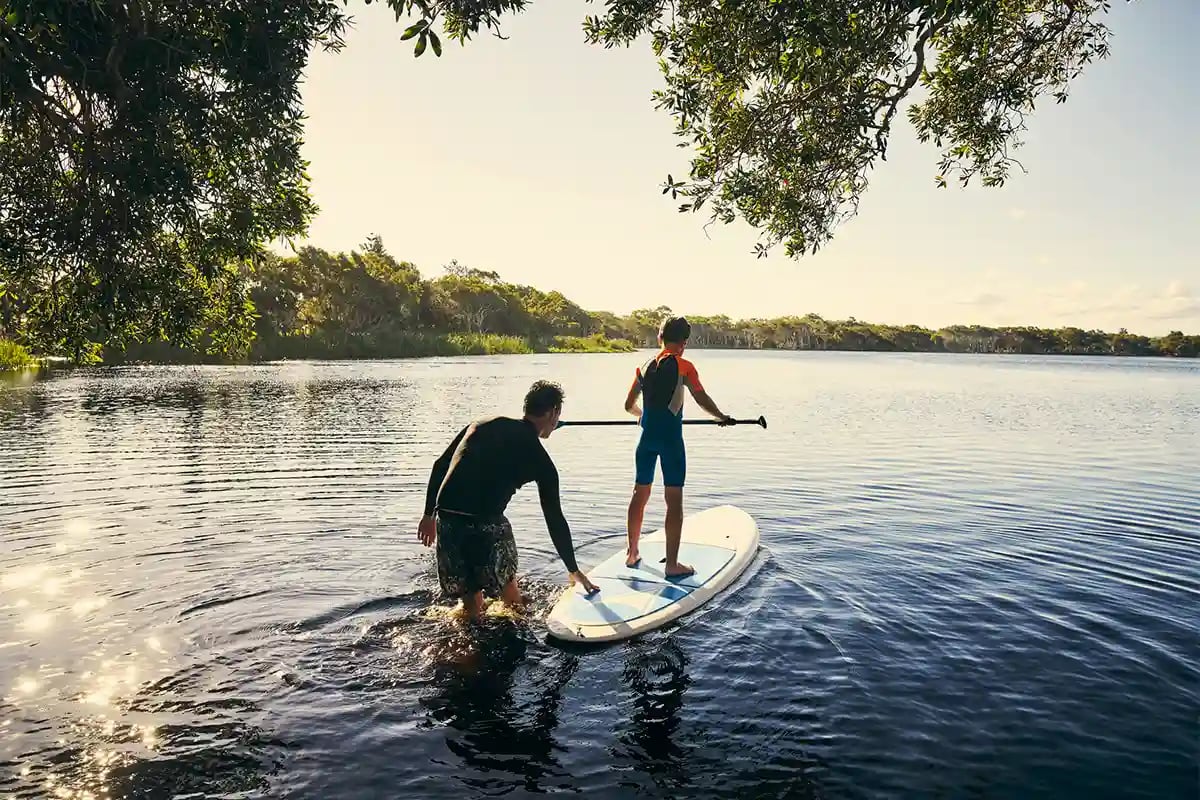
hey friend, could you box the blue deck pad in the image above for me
[557,577,693,626]
[590,541,736,589]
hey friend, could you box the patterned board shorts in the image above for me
[435,513,519,598]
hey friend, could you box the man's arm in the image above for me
[534,451,580,574]
[422,426,467,517]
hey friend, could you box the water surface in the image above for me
[2,351,1197,798]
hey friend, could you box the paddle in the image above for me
[557,415,767,429]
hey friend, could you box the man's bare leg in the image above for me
[500,578,525,612]
[663,486,693,577]
[461,590,485,622]
[626,484,652,567]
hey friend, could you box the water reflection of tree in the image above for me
[615,634,827,800]
[419,625,579,795]
[616,636,693,794]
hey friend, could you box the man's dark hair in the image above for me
[524,380,565,417]
[660,315,691,344]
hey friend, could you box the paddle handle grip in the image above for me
[557,415,767,429]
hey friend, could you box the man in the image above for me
[417,380,599,621]
[623,316,734,578]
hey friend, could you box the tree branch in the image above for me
[874,12,949,157]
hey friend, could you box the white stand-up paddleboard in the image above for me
[545,505,759,643]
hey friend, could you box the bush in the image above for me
[547,333,637,353]
[443,333,533,355]
[0,339,38,371]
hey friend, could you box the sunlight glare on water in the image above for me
[1,352,1198,800]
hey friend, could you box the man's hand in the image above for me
[418,515,437,547]
[569,571,600,595]
[716,414,736,426]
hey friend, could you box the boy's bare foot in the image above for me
[664,562,695,578]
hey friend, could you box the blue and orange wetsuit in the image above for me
[629,346,703,488]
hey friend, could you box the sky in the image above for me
[293,0,1199,335]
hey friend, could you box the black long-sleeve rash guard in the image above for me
[423,416,579,574]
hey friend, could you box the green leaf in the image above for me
[401,21,426,41]
[415,30,428,57]
[430,30,442,57]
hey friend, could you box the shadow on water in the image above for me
[66,370,415,420]
[418,624,581,795]
[0,370,50,428]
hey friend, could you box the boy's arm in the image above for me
[684,367,734,423]
[623,373,642,417]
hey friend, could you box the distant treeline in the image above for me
[10,235,1197,365]
[673,317,1199,357]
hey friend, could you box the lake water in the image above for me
[1,351,1197,799]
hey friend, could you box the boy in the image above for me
[623,316,734,577]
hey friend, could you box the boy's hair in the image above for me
[659,316,691,344]
[524,380,565,417]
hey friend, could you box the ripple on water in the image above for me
[1,353,1198,799]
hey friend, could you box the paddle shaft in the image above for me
[557,415,767,429]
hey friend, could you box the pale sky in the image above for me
[293,0,1199,335]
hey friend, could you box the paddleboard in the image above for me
[544,504,759,643]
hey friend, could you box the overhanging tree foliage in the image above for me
[0,1,355,359]
[397,0,1117,258]
[0,0,1121,359]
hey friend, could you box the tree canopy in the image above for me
[398,0,1117,257]
[0,0,1123,357]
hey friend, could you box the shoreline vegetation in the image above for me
[0,339,39,372]
[3,239,1197,370]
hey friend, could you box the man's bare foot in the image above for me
[500,580,526,613]
[625,549,641,568]
[664,562,695,578]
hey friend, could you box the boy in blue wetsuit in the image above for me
[622,316,734,577]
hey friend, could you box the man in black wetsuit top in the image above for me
[417,380,600,620]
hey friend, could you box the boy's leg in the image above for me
[627,433,657,567]
[626,484,652,566]
[661,437,693,578]
[663,488,691,576]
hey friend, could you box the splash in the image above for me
[421,597,527,625]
